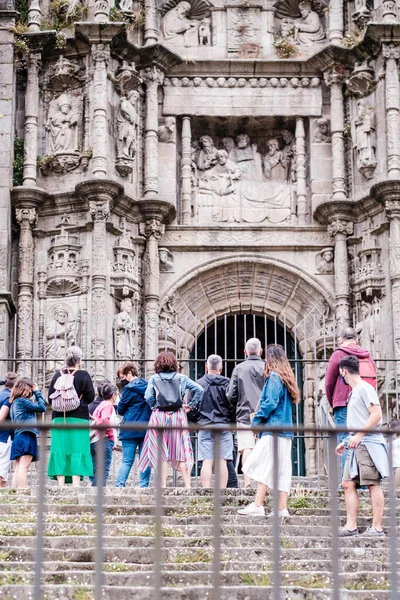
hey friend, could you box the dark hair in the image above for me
[339,327,358,342]
[101,382,118,401]
[96,379,111,398]
[5,372,18,388]
[339,355,359,374]
[154,351,178,374]
[264,345,300,405]
[118,361,138,378]
[10,377,34,402]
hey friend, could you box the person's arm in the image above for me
[226,367,238,406]
[347,404,382,448]
[94,403,114,426]
[144,376,156,408]
[20,391,46,413]
[325,352,340,406]
[0,401,11,421]
[252,374,283,426]
[184,377,204,409]
[116,386,130,416]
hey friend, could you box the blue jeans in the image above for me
[116,438,151,488]
[334,406,348,477]
[90,438,114,487]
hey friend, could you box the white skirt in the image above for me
[0,438,11,480]
[242,435,293,494]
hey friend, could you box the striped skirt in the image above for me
[242,435,293,494]
[138,408,194,473]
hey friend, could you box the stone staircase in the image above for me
[0,485,397,599]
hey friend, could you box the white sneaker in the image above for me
[237,502,265,516]
[267,508,290,520]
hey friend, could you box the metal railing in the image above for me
[0,420,398,600]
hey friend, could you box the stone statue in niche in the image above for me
[117,90,139,159]
[356,299,381,358]
[114,297,135,360]
[263,138,286,180]
[282,129,297,182]
[235,133,263,182]
[45,93,78,154]
[313,118,331,143]
[276,0,325,46]
[159,247,174,272]
[46,305,75,382]
[161,1,209,47]
[316,247,334,274]
[352,99,377,179]
[158,117,176,143]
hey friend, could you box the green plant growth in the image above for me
[298,574,332,588]
[344,575,390,591]
[15,0,29,24]
[172,550,213,563]
[49,0,87,28]
[288,497,312,509]
[73,590,94,600]
[240,570,270,586]
[13,137,24,187]
[273,37,298,59]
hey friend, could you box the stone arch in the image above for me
[160,254,335,354]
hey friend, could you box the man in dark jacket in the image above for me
[226,338,264,488]
[196,354,234,488]
[115,362,151,488]
[325,327,376,472]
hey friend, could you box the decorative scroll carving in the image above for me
[352,100,377,180]
[327,219,353,237]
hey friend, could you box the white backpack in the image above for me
[50,369,81,414]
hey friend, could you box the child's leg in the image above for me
[12,460,19,488]
[15,455,33,488]
[57,476,65,486]
[72,475,80,487]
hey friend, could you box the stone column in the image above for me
[295,117,307,225]
[383,45,400,179]
[144,0,158,46]
[141,67,164,200]
[94,0,109,22]
[324,69,346,201]
[384,200,400,359]
[91,43,110,179]
[15,207,37,375]
[23,53,41,187]
[327,218,353,328]
[28,0,41,31]
[141,218,165,376]
[181,116,192,225]
[328,0,344,43]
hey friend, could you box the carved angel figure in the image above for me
[117,90,139,159]
[45,93,78,154]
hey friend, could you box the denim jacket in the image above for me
[10,391,46,437]
[145,373,204,410]
[251,372,294,439]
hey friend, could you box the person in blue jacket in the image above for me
[115,362,151,487]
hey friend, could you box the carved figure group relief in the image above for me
[351,99,377,179]
[190,130,301,224]
[275,0,326,47]
[160,0,211,47]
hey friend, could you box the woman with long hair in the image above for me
[238,344,300,518]
[47,345,95,487]
[138,351,203,488]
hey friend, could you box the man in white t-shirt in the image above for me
[336,355,389,537]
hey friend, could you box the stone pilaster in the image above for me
[324,68,346,202]
[144,0,158,46]
[141,67,165,200]
[94,0,110,23]
[140,218,165,376]
[295,117,307,225]
[15,207,37,376]
[23,53,41,187]
[181,116,192,225]
[327,218,353,329]
[28,0,41,31]
[91,43,110,179]
[383,45,400,179]
[328,0,344,43]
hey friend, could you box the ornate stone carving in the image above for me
[111,218,140,297]
[114,297,135,360]
[28,0,41,31]
[158,117,176,143]
[160,0,211,47]
[352,100,377,180]
[353,219,385,298]
[159,247,174,272]
[109,61,140,96]
[351,0,371,27]
[46,56,86,92]
[115,90,139,177]
[383,45,400,179]
[227,8,260,53]
[312,118,331,143]
[328,219,353,237]
[45,303,75,383]
[45,226,83,297]
[356,299,382,358]
[140,219,165,241]
[94,0,109,22]
[275,0,325,47]
[45,93,78,154]
[316,247,334,274]
[347,61,375,98]
[90,200,110,222]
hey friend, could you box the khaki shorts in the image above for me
[343,445,381,487]
[236,423,256,452]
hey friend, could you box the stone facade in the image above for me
[1,0,400,471]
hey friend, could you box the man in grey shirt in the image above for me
[336,355,389,537]
[227,338,264,488]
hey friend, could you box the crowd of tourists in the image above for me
[0,328,399,534]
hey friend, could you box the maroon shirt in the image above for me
[325,344,375,409]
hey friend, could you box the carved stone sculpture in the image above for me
[45,93,78,155]
[279,1,325,46]
[159,247,174,271]
[195,135,217,171]
[116,90,139,177]
[356,300,381,358]
[198,17,211,45]
[313,118,331,143]
[46,305,75,383]
[158,117,176,143]
[161,1,199,46]
[199,149,241,223]
[263,138,286,180]
[352,100,377,179]
[114,297,135,360]
[281,129,297,182]
[316,247,334,274]
[235,133,263,182]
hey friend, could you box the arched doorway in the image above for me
[189,313,305,475]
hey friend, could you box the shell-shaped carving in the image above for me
[158,0,212,19]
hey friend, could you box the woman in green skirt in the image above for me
[48,346,95,486]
